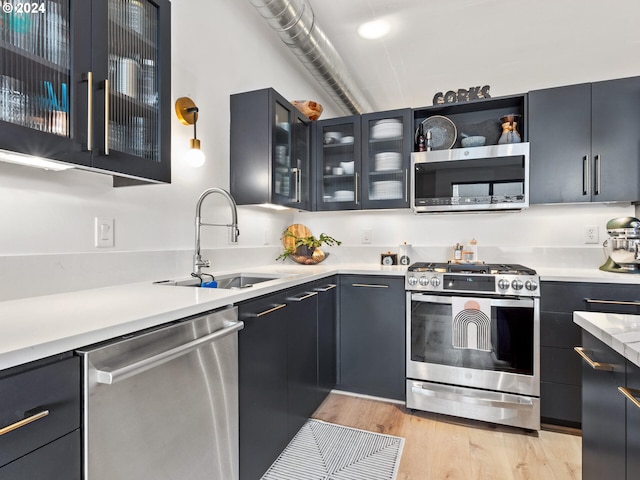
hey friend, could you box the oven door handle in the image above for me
[410,384,535,409]
[411,293,534,308]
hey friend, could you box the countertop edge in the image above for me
[574,311,640,368]
[0,264,405,371]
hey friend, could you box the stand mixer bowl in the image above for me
[601,217,640,272]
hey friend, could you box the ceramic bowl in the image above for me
[461,135,486,147]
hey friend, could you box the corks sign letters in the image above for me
[433,86,491,105]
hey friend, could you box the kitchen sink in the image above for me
[154,272,285,289]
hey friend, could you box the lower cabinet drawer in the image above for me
[0,356,80,467]
[0,429,81,480]
[540,346,581,385]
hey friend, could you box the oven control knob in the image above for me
[407,276,418,286]
[419,276,429,286]
[430,277,441,287]
[498,278,510,290]
[511,279,524,290]
[525,280,538,291]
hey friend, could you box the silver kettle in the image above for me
[600,217,640,273]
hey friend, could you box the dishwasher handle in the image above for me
[95,320,244,385]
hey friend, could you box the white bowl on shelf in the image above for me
[340,161,354,174]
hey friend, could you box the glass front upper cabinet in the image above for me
[0,0,170,183]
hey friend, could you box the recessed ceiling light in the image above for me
[357,19,390,40]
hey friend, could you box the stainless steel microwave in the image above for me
[411,143,530,213]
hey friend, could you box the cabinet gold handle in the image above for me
[287,291,318,302]
[104,79,110,155]
[585,298,640,307]
[574,346,614,371]
[583,155,590,196]
[251,303,287,317]
[619,387,640,409]
[0,410,49,436]
[314,284,337,292]
[352,283,389,289]
[405,168,409,202]
[83,71,93,151]
[355,172,359,205]
[594,154,601,195]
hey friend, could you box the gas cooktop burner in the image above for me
[406,261,539,296]
[407,262,537,276]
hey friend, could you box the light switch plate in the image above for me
[95,217,114,248]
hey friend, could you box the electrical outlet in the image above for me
[95,217,114,248]
[362,228,372,244]
[584,225,599,244]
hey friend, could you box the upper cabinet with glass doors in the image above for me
[0,0,170,184]
[315,108,411,210]
[230,88,312,210]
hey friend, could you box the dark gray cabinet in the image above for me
[238,292,290,480]
[314,109,412,211]
[285,285,319,438]
[231,88,312,210]
[540,281,640,427]
[238,281,328,480]
[580,330,627,480]
[0,0,172,184]
[315,278,338,402]
[337,275,405,400]
[625,361,640,479]
[0,354,80,479]
[529,77,640,204]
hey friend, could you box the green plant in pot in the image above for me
[277,228,341,264]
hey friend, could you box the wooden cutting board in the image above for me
[282,224,312,249]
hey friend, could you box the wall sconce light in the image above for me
[175,97,205,167]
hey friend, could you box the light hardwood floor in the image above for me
[312,392,581,480]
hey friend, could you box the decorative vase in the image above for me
[498,114,522,144]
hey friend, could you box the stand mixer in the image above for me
[600,217,640,273]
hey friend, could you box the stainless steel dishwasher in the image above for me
[76,305,242,480]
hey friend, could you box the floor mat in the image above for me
[261,419,405,480]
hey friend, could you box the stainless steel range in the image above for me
[405,262,540,430]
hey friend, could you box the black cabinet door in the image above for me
[580,331,626,480]
[90,0,172,183]
[0,430,80,480]
[0,0,92,168]
[238,293,289,480]
[361,108,412,210]
[285,285,319,438]
[315,279,337,402]
[529,83,592,204]
[314,115,362,210]
[591,76,640,202]
[338,275,405,400]
[626,360,640,479]
[231,88,312,209]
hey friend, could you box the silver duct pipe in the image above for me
[248,0,373,115]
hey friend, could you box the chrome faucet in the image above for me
[193,188,240,275]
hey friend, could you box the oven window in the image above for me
[410,300,534,375]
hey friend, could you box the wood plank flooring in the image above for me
[312,392,581,480]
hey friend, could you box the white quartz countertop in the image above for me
[574,311,640,367]
[0,263,405,371]
[2,258,640,372]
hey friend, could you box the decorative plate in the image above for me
[420,115,457,150]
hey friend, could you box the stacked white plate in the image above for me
[370,180,402,200]
[370,119,402,140]
[374,152,402,171]
[275,145,288,165]
[333,190,355,202]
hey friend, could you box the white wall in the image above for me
[0,0,637,300]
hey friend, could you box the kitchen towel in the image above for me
[451,296,492,351]
[261,419,404,480]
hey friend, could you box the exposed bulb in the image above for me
[186,138,205,167]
